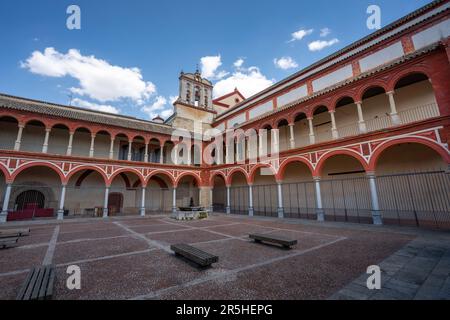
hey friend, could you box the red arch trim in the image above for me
[226,167,249,186]
[276,157,314,181]
[0,163,11,183]
[145,170,175,187]
[248,163,278,184]
[368,137,450,172]
[314,149,369,176]
[108,168,146,187]
[10,162,64,184]
[175,172,202,188]
[210,171,227,186]
[65,165,109,186]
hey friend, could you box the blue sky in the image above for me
[0,0,432,120]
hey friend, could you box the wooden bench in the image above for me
[171,244,219,268]
[17,265,55,300]
[0,228,30,238]
[0,237,19,249]
[249,233,298,249]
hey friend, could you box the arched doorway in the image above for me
[318,154,371,223]
[374,142,450,229]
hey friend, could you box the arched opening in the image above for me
[277,119,289,151]
[252,168,277,217]
[312,106,331,143]
[0,116,19,150]
[94,130,112,159]
[211,174,226,212]
[393,72,439,122]
[9,166,61,221]
[228,170,249,215]
[65,168,107,217]
[163,141,175,164]
[146,173,173,214]
[116,133,129,160]
[361,86,391,132]
[334,96,359,138]
[279,161,315,219]
[176,174,199,208]
[109,171,144,216]
[318,154,371,223]
[374,142,449,229]
[130,136,146,162]
[48,124,70,155]
[21,120,47,153]
[148,138,162,163]
[293,112,309,147]
[72,127,92,157]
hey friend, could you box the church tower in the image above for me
[169,69,215,132]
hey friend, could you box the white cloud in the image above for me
[213,66,274,98]
[308,38,339,51]
[21,47,156,103]
[320,28,331,37]
[169,95,178,104]
[273,56,298,70]
[72,98,120,114]
[141,95,174,120]
[233,58,245,68]
[288,28,313,42]
[200,55,228,80]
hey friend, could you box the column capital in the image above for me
[45,127,52,133]
[328,109,335,114]
[288,122,295,127]
[91,134,97,139]
[386,90,395,96]
[18,123,25,129]
[313,176,321,182]
[69,131,75,136]
[355,101,362,105]
[366,171,376,178]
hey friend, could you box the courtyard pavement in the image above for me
[0,213,449,300]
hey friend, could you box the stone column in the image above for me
[308,118,315,145]
[14,124,24,151]
[288,123,295,149]
[144,143,149,162]
[160,145,164,164]
[66,132,74,156]
[0,183,12,223]
[258,131,264,161]
[329,110,339,139]
[226,186,231,214]
[57,184,67,220]
[387,91,401,125]
[314,177,325,222]
[140,187,146,217]
[109,137,115,159]
[89,134,96,158]
[172,187,177,214]
[276,181,284,218]
[209,188,214,212]
[127,140,133,161]
[355,101,367,133]
[367,172,383,225]
[103,186,110,218]
[42,128,51,153]
[248,184,254,217]
[187,144,192,165]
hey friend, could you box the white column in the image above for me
[14,124,24,151]
[66,132,74,156]
[209,188,214,212]
[314,177,325,222]
[42,128,51,153]
[109,138,115,159]
[288,123,295,149]
[160,145,164,164]
[144,143,149,162]
[355,101,367,133]
[172,187,177,214]
[0,183,12,223]
[140,187,146,217]
[89,134,96,158]
[57,184,67,220]
[329,110,339,139]
[226,186,231,214]
[187,144,192,165]
[248,184,254,216]
[367,173,383,225]
[277,182,284,218]
[103,187,110,218]
[127,140,133,161]
[387,91,401,125]
[308,118,315,145]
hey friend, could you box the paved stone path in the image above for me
[330,237,450,300]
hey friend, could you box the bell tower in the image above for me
[170,69,215,132]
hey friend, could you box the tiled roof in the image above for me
[0,94,174,135]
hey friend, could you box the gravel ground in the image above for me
[0,214,425,300]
